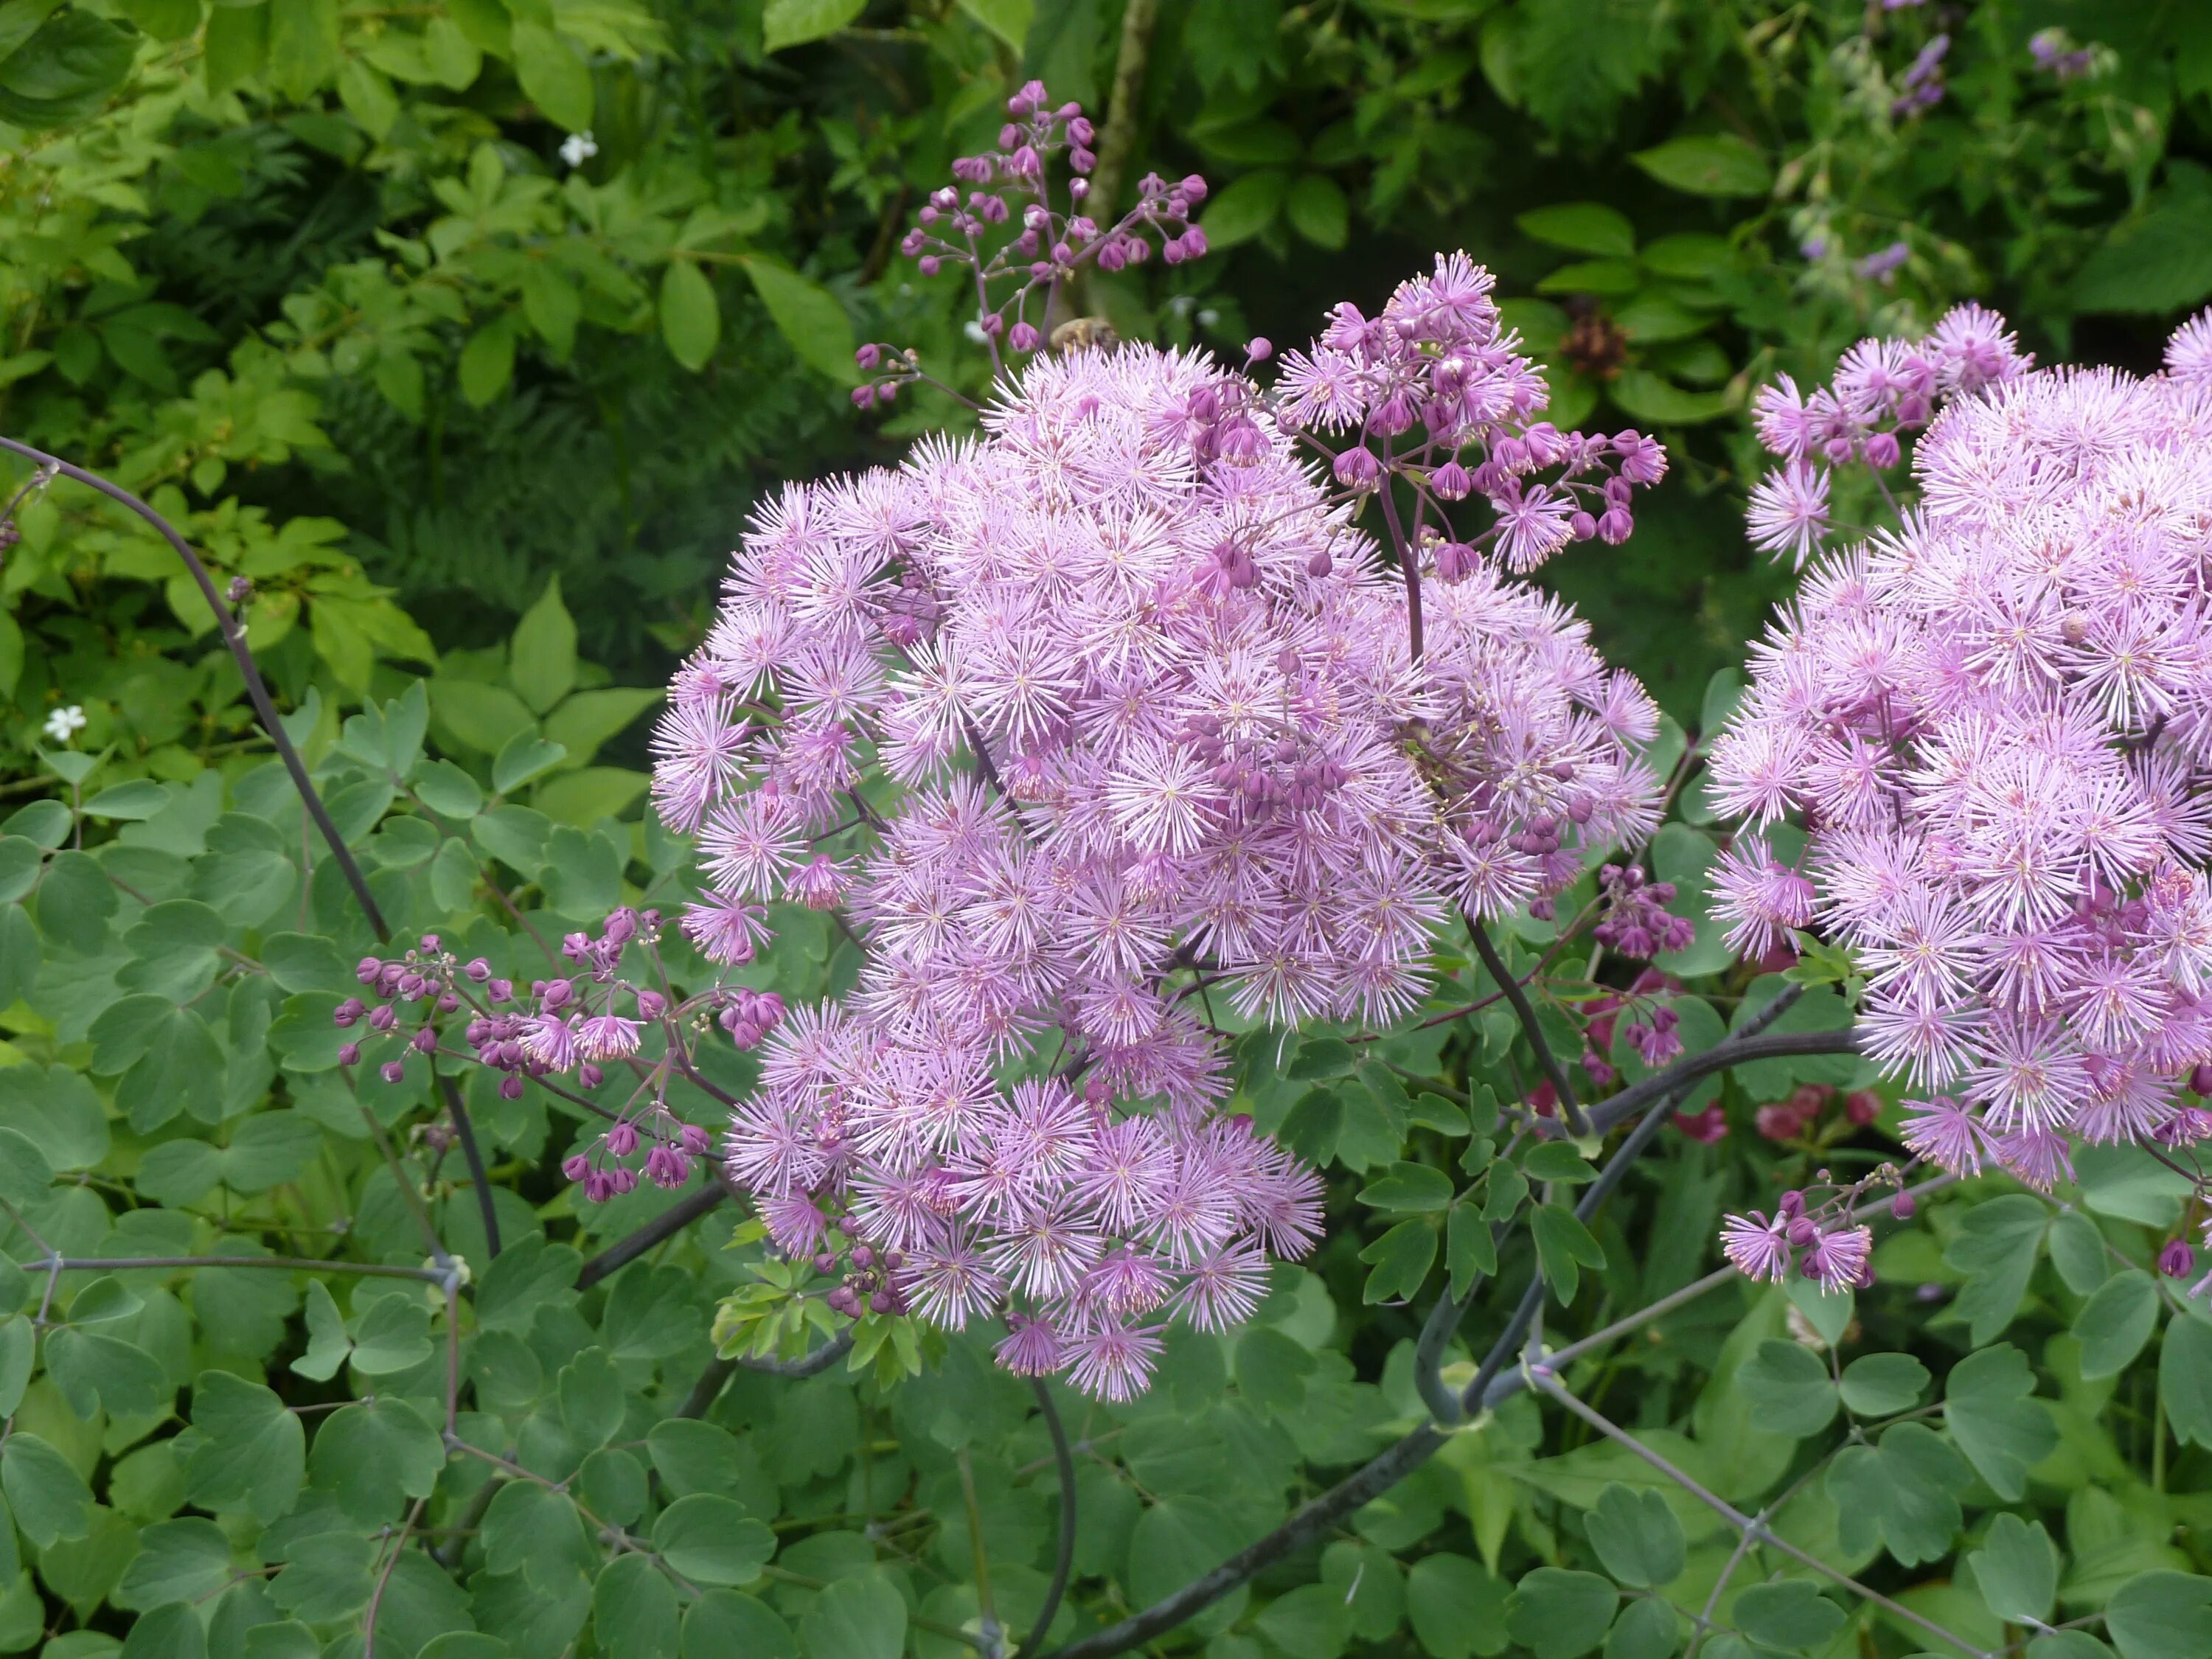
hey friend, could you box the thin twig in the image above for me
[0,437,389,937]
[361,1497,428,1658]
[436,1070,502,1260]
[1468,918,1591,1136]
[577,1183,728,1290]
[1527,1370,1992,1658]
[1015,1380,1077,1659]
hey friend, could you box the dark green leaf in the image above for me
[2073,1270,2159,1380]
[1944,1345,2056,1502]
[1359,1162,1455,1211]
[1969,1513,2058,1625]
[1732,1582,1844,1652]
[1585,1484,1685,1587]
[1838,1352,1929,1418]
[1506,1568,1616,1659]
[1408,1554,1509,1659]
[652,1496,775,1586]
[2107,1572,2212,1659]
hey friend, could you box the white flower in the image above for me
[559,131,598,168]
[42,705,86,745]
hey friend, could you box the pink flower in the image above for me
[1720,1211,1792,1281]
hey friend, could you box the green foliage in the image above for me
[2,2,2212,1657]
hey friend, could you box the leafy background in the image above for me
[4,1,2212,1657]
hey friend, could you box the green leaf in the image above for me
[510,577,579,714]
[1,1433,91,1545]
[186,1371,305,1523]
[2046,1211,2112,1295]
[119,1602,208,1659]
[660,260,721,372]
[310,1398,443,1522]
[0,837,40,902]
[1359,1162,1455,1211]
[1969,1513,2059,1626]
[493,731,568,794]
[739,257,855,382]
[1256,1582,1356,1658]
[2074,165,2212,316]
[349,1293,434,1374]
[0,7,138,128]
[1506,1568,1616,1659]
[459,319,517,406]
[81,779,170,819]
[1517,203,1635,257]
[653,1496,776,1585]
[1446,1204,1498,1300]
[1531,1203,1605,1306]
[0,1127,51,1208]
[597,1557,681,1659]
[2107,1573,2212,1659]
[434,679,538,756]
[684,1592,796,1659]
[2073,1269,2159,1380]
[512,20,592,130]
[0,1063,108,1169]
[267,1531,375,1621]
[1630,133,1772,198]
[1606,1598,1681,1659]
[1585,1484,1684,1587]
[1200,170,1289,249]
[1838,1352,1929,1418]
[1235,1325,1316,1420]
[116,1518,232,1610]
[953,0,1031,49]
[1784,1276,1852,1349]
[1284,174,1349,250]
[1408,1555,1509,1659]
[1535,258,1640,296]
[1523,1142,1598,1183]
[292,1281,349,1382]
[1609,370,1732,425]
[1360,1218,1438,1304]
[523,262,582,357]
[762,0,864,50]
[2163,1319,2212,1449]
[414,758,487,819]
[1944,1195,2049,1345]
[1738,1340,1837,1439]
[0,1317,32,1416]
[560,1346,624,1447]
[267,0,338,98]
[796,1573,907,1659]
[1732,1582,1844,1652]
[1944,1344,2057,1502]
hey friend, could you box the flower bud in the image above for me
[338,1043,361,1067]
[2163,1237,2197,1279]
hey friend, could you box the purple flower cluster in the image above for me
[1271,257,1668,574]
[338,910,764,1202]
[2029,28,2098,80]
[1891,33,1949,119]
[1721,1190,1875,1293]
[1744,302,2027,567]
[653,255,1674,1393]
[1712,305,2212,1195]
[862,80,1203,394]
[1592,863,1694,960]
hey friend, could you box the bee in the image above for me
[1050,316,1120,354]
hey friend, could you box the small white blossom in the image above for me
[559,131,598,168]
[43,705,86,745]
